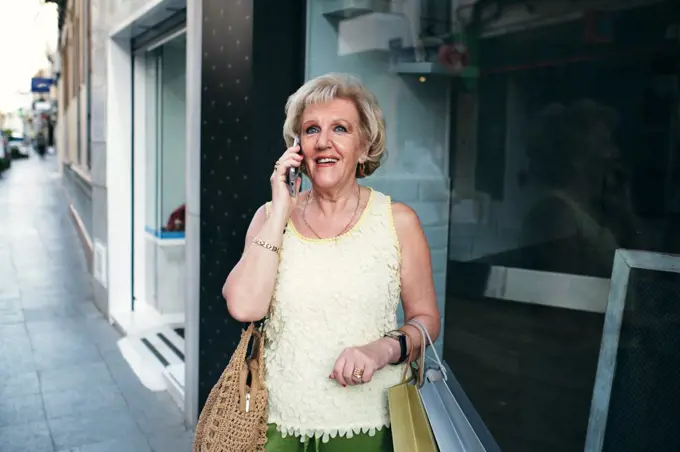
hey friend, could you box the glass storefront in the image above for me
[144,34,188,239]
[306,1,680,450]
[133,32,187,316]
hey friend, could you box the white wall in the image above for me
[133,52,148,309]
[106,36,133,319]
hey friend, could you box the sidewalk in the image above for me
[0,154,193,452]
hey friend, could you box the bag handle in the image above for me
[401,319,427,386]
[408,319,448,382]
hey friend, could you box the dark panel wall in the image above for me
[198,0,305,411]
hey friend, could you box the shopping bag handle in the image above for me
[408,319,447,383]
[401,320,427,386]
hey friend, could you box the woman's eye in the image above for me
[334,125,347,133]
[305,126,320,134]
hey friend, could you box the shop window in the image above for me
[307,1,680,451]
[135,33,187,317]
[306,1,455,347]
[144,35,187,238]
[444,3,680,452]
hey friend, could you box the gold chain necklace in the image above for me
[302,184,361,239]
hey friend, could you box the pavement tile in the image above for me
[126,391,186,434]
[56,434,152,452]
[0,299,24,325]
[0,393,46,427]
[39,362,116,394]
[1,156,192,450]
[0,371,41,399]
[32,343,103,371]
[146,425,194,452]
[43,386,128,419]
[47,408,143,450]
[0,420,54,452]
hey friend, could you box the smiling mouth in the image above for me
[315,157,338,166]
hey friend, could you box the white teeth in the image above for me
[317,158,337,164]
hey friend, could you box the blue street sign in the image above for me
[31,77,54,93]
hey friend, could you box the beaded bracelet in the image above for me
[252,237,281,255]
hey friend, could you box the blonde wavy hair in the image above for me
[282,73,387,178]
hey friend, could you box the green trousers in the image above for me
[265,424,394,452]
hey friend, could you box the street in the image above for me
[0,153,193,452]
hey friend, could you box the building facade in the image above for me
[53,0,680,449]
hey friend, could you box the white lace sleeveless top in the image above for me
[264,189,406,442]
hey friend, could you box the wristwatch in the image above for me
[384,330,408,365]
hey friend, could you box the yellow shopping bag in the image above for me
[388,325,438,452]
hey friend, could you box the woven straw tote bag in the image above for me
[192,322,268,452]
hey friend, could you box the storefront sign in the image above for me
[30,77,54,93]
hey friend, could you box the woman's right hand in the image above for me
[269,144,304,221]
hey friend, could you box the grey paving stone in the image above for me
[39,362,116,394]
[23,305,84,322]
[126,391,186,434]
[29,329,93,353]
[0,371,40,399]
[0,358,36,377]
[100,348,130,369]
[103,352,151,396]
[0,323,31,349]
[0,310,24,325]
[0,286,21,301]
[21,289,93,309]
[80,317,123,352]
[32,343,103,371]
[0,339,36,376]
[77,301,106,319]
[146,425,194,452]
[26,317,89,338]
[48,408,143,450]
[0,420,54,452]
[56,434,152,452]
[0,393,46,427]
[0,299,24,325]
[1,157,192,450]
[43,385,128,419]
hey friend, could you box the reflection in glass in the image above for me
[144,35,187,236]
[159,36,187,233]
[444,3,680,451]
[305,1,680,450]
[140,33,187,316]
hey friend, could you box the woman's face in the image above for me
[299,98,366,190]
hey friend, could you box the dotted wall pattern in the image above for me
[198,0,306,411]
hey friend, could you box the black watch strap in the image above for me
[385,330,408,365]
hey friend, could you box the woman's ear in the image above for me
[359,147,370,164]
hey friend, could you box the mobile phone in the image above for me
[287,136,301,197]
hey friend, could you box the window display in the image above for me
[145,34,187,238]
[138,32,187,316]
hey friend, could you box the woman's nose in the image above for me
[315,130,330,149]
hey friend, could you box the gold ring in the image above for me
[352,368,364,381]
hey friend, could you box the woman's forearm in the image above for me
[223,214,287,322]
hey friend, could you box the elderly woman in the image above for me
[223,73,440,451]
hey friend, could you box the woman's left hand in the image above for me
[329,339,397,387]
